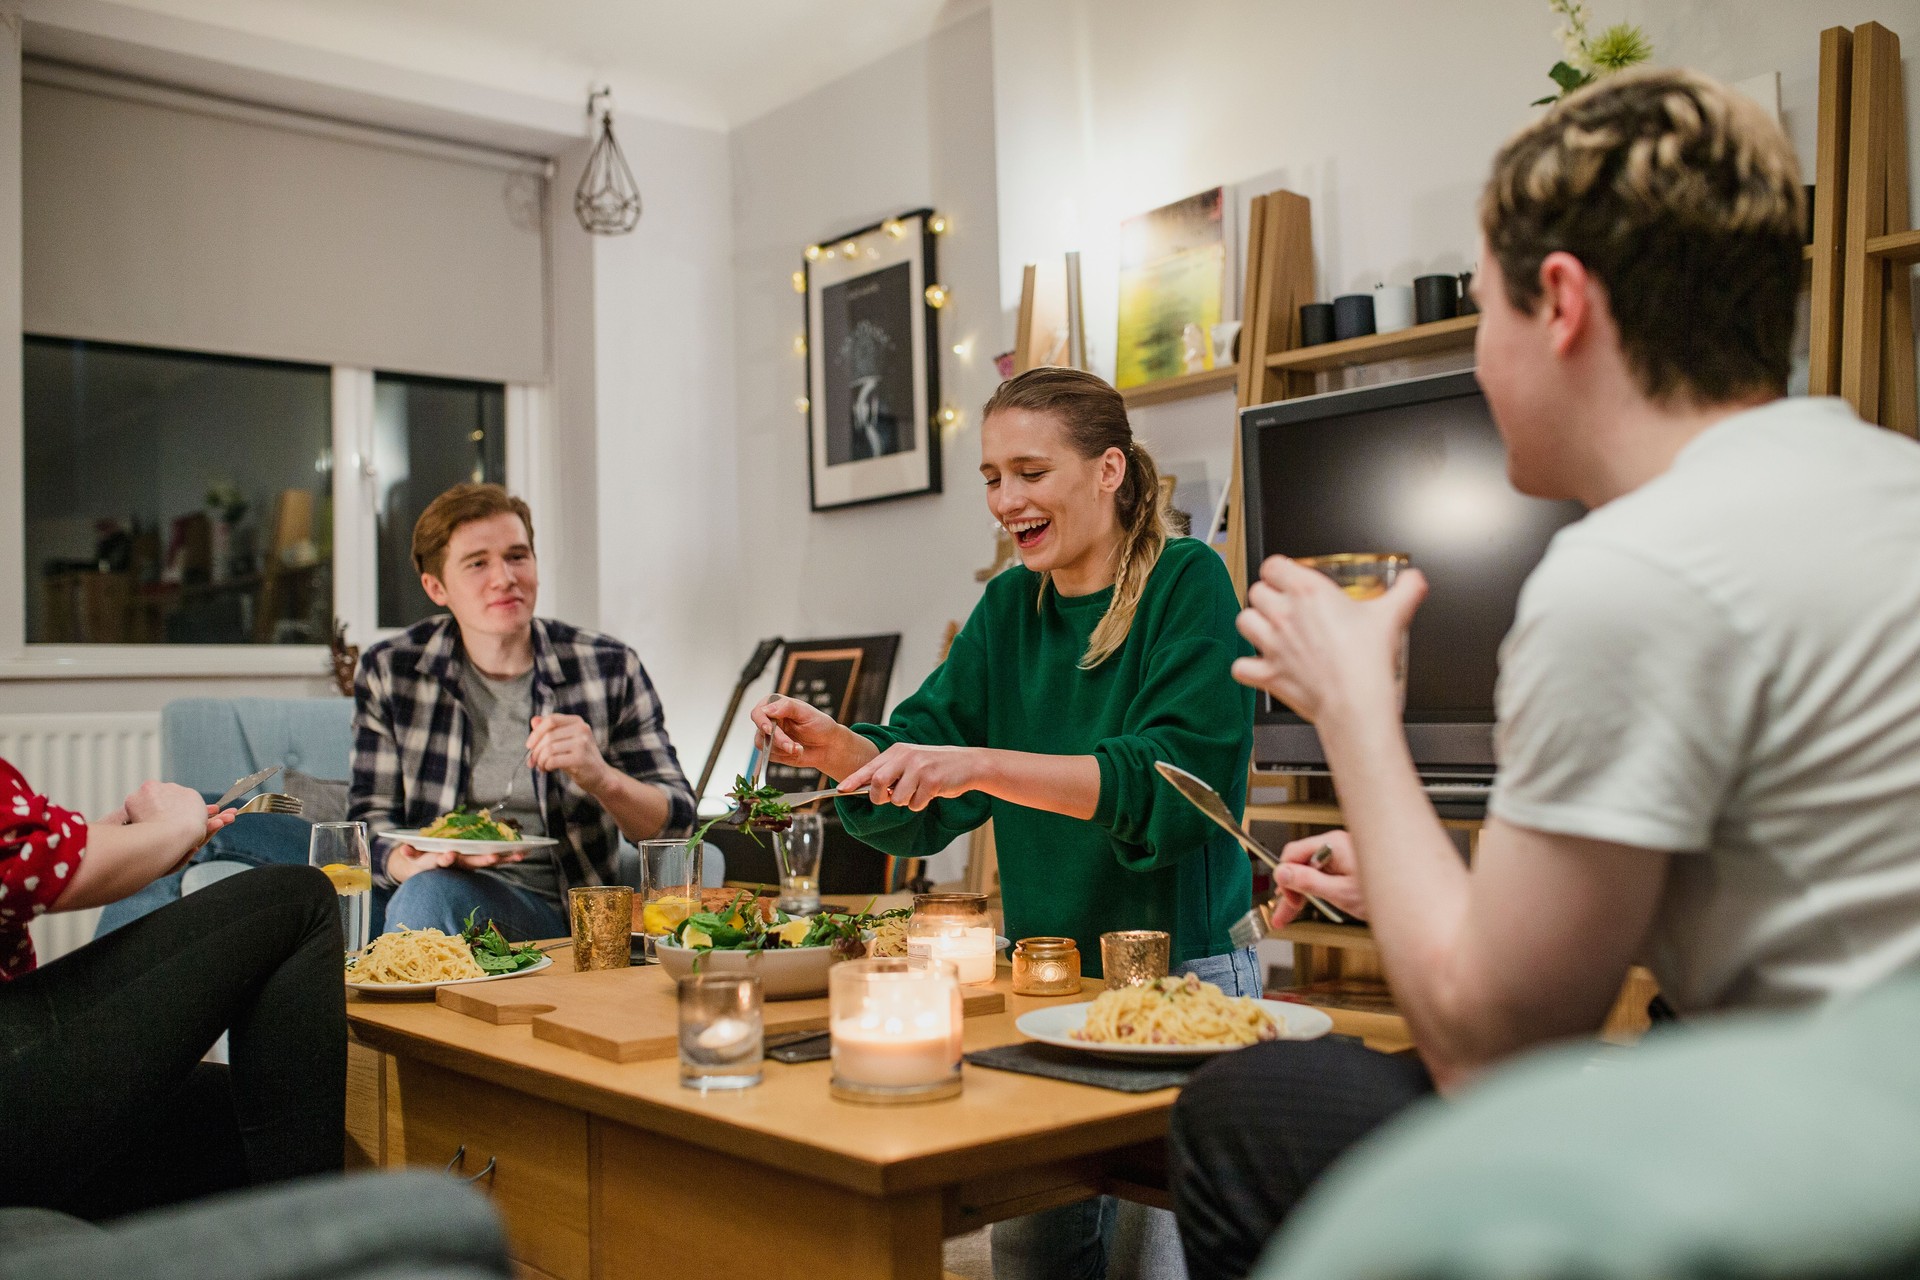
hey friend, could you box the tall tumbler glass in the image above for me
[776,811,825,914]
[310,821,372,958]
[636,840,704,959]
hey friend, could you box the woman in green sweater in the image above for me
[754,364,1254,983]
[753,365,1254,1279]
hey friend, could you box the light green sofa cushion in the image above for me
[1259,976,1920,1280]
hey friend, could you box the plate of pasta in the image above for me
[382,806,560,857]
[345,922,552,997]
[1014,973,1331,1060]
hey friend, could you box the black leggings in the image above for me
[0,864,347,1219]
[1169,1036,1436,1280]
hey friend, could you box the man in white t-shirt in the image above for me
[1170,68,1920,1280]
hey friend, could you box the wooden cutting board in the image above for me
[436,956,1006,1063]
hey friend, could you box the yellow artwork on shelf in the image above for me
[1114,187,1226,390]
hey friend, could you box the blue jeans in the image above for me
[383,868,570,941]
[990,947,1261,1280]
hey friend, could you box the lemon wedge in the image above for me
[771,918,812,948]
[681,924,714,950]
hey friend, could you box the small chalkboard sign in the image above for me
[767,633,899,792]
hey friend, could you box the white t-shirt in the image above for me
[1488,397,1920,1014]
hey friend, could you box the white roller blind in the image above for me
[23,66,549,384]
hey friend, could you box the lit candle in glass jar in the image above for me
[829,958,963,1103]
[907,892,998,986]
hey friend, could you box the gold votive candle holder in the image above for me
[1011,937,1081,996]
[1100,930,1170,990]
[569,885,634,972]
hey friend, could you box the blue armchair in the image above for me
[96,697,355,939]
[95,695,718,940]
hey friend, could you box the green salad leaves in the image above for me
[460,909,545,974]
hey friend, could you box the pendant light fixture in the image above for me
[574,88,642,235]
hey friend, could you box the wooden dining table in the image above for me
[345,945,1191,1280]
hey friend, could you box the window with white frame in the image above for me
[24,337,335,645]
[8,64,550,667]
[20,340,508,647]
[373,373,508,629]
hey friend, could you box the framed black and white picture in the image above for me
[804,209,942,510]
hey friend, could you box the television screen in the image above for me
[1241,370,1585,770]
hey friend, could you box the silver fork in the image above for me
[1230,844,1335,950]
[231,793,303,817]
[497,748,533,811]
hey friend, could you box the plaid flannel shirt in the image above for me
[350,615,695,891]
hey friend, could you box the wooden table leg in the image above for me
[592,1120,945,1280]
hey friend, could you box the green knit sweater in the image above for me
[838,537,1255,975]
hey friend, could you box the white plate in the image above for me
[380,828,561,857]
[1014,997,1331,1061]
[347,953,553,999]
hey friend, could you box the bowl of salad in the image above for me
[652,891,905,1000]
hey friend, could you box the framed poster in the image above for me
[765,632,900,793]
[804,210,942,510]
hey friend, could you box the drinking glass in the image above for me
[775,812,824,914]
[310,822,372,958]
[637,840,703,945]
[678,974,764,1091]
[1298,552,1412,703]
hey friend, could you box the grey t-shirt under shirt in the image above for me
[459,664,560,903]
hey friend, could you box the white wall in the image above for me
[589,113,741,795]
[990,0,1920,387]
[721,7,1002,818]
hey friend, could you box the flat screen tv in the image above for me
[1240,369,1585,775]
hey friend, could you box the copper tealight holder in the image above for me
[1011,937,1081,996]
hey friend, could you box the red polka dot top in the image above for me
[0,757,88,979]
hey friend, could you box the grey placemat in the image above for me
[964,1042,1195,1093]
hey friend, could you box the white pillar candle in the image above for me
[830,1020,957,1087]
[829,957,965,1100]
[911,925,997,986]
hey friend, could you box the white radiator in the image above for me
[0,712,162,965]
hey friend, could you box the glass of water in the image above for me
[776,811,825,914]
[310,822,372,958]
[677,973,764,1091]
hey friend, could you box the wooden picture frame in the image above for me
[803,209,943,510]
[765,633,901,792]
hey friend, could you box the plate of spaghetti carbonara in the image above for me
[1015,973,1330,1059]
[345,927,552,998]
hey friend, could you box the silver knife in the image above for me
[1154,760,1345,924]
[215,765,283,810]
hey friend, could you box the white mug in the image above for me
[1373,284,1415,334]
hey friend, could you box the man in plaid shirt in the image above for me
[351,483,695,938]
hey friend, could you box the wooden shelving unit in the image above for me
[1869,228,1920,264]
[1120,363,1240,407]
[1245,799,1482,833]
[1263,314,1478,375]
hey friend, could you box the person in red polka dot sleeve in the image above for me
[0,756,350,1221]
[0,758,237,980]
